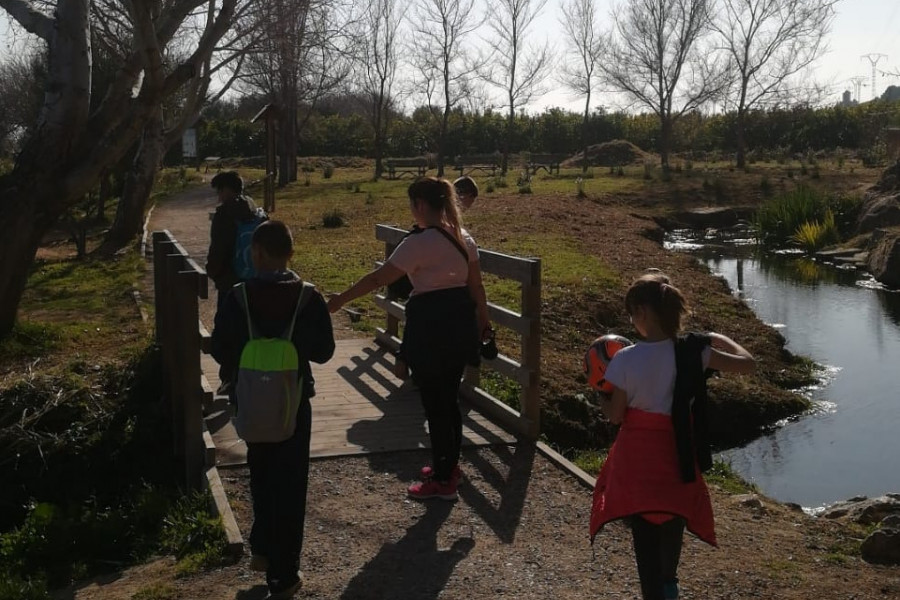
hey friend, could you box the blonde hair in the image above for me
[407,177,465,246]
[624,272,689,339]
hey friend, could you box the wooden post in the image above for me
[252,104,279,212]
[165,252,187,459]
[383,237,400,341]
[520,259,542,439]
[177,268,205,491]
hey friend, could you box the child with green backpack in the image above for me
[211,220,335,599]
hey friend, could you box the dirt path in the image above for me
[144,186,358,336]
[64,446,900,599]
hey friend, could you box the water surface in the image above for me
[667,229,900,509]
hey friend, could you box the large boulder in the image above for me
[866,229,900,289]
[858,161,900,233]
[820,493,900,524]
[861,515,900,565]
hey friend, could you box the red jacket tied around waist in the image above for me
[590,408,717,547]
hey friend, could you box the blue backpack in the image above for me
[233,206,268,281]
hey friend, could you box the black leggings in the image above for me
[412,365,465,482]
[630,515,685,600]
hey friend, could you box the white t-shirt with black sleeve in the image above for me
[387,227,479,296]
[603,339,711,416]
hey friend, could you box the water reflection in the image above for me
[667,228,900,508]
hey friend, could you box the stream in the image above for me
[666,228,900,510]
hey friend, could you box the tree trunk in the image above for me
[503,105,514,176]
[97,170,111,223]
[437,107,450,178]
[582,93,591,174]
[0,176,58,337]
[660,116,673,170]
[735,108,747,169]
[99,111,164,254]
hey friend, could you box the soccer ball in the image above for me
[583,334,633,394]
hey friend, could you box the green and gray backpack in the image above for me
[233,281,314,443]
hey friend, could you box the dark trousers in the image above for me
[411,364,466,482]
[247,400,311,591]
[630,515,685,600]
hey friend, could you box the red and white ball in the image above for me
[583,334,633,394]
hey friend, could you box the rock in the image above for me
[866,229,900,288]
[883,514,900,529]
[820,493,900,524]
[732,494,764,511]
[861,528,900,565]
[858,193,900,233]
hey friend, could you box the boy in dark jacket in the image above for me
[206,170,262,308]
[211,220,335,599]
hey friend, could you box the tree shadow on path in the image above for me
[339,501,474,600]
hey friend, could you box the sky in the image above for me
[2,0,899,113]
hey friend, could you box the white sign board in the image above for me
[182,128,197,158]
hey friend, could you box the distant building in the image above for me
[842,90,853,106]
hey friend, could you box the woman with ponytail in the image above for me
[327,177,491,500]
[589,272,755,600]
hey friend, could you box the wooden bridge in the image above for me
[146,199,594,554]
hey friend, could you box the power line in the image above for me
[862,53,889,100]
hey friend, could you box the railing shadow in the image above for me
[337,344,535,545]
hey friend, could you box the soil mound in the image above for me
[562,139,652,168]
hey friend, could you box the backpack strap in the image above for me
[429,226,471,264]
[234,282,259,340]
[283,282,315,339]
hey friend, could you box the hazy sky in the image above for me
[2,0,899,112]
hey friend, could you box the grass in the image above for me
[572,449,606,475]
[6,249,149,376]
[131,583,178,600]
[704,460,758,495]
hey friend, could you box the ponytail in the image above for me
[625,273,689,339]
[407,177,466,246]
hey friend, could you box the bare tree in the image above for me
[359,0,402,179]
[0,0,239,339]
[712,0,836,167]
[411,0,482,176]
[559,0,602,173]
[600,0,729,168]
[101,5,260,253]
[483,0,552,175]
[238,0,353,186]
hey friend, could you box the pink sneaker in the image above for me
[420,464,462,485]
[408,478,458,500]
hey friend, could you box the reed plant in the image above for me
[755,185,832,246]
[791,210,838,253]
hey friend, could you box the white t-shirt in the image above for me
[603,339,711,415]
[388,227,478,295]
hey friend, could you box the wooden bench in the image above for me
[527,153,568,175]
[385,157,428,180]
[454,153,502,177]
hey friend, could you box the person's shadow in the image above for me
[340,501,474,600]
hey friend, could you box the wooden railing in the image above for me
[373,224,542,439]
[152,230,211,491]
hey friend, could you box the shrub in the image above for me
[759,176,772,196]
[160,492,229,577]
[576,177,586,199]
[323,164,335,179]
[303,175,311,187]
[616,166,624,177]
[755,185,844,246]
[322,209,345,228]
[791,210,839,253]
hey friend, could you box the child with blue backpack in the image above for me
[211,220,335,599]
[206,170,268,311]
